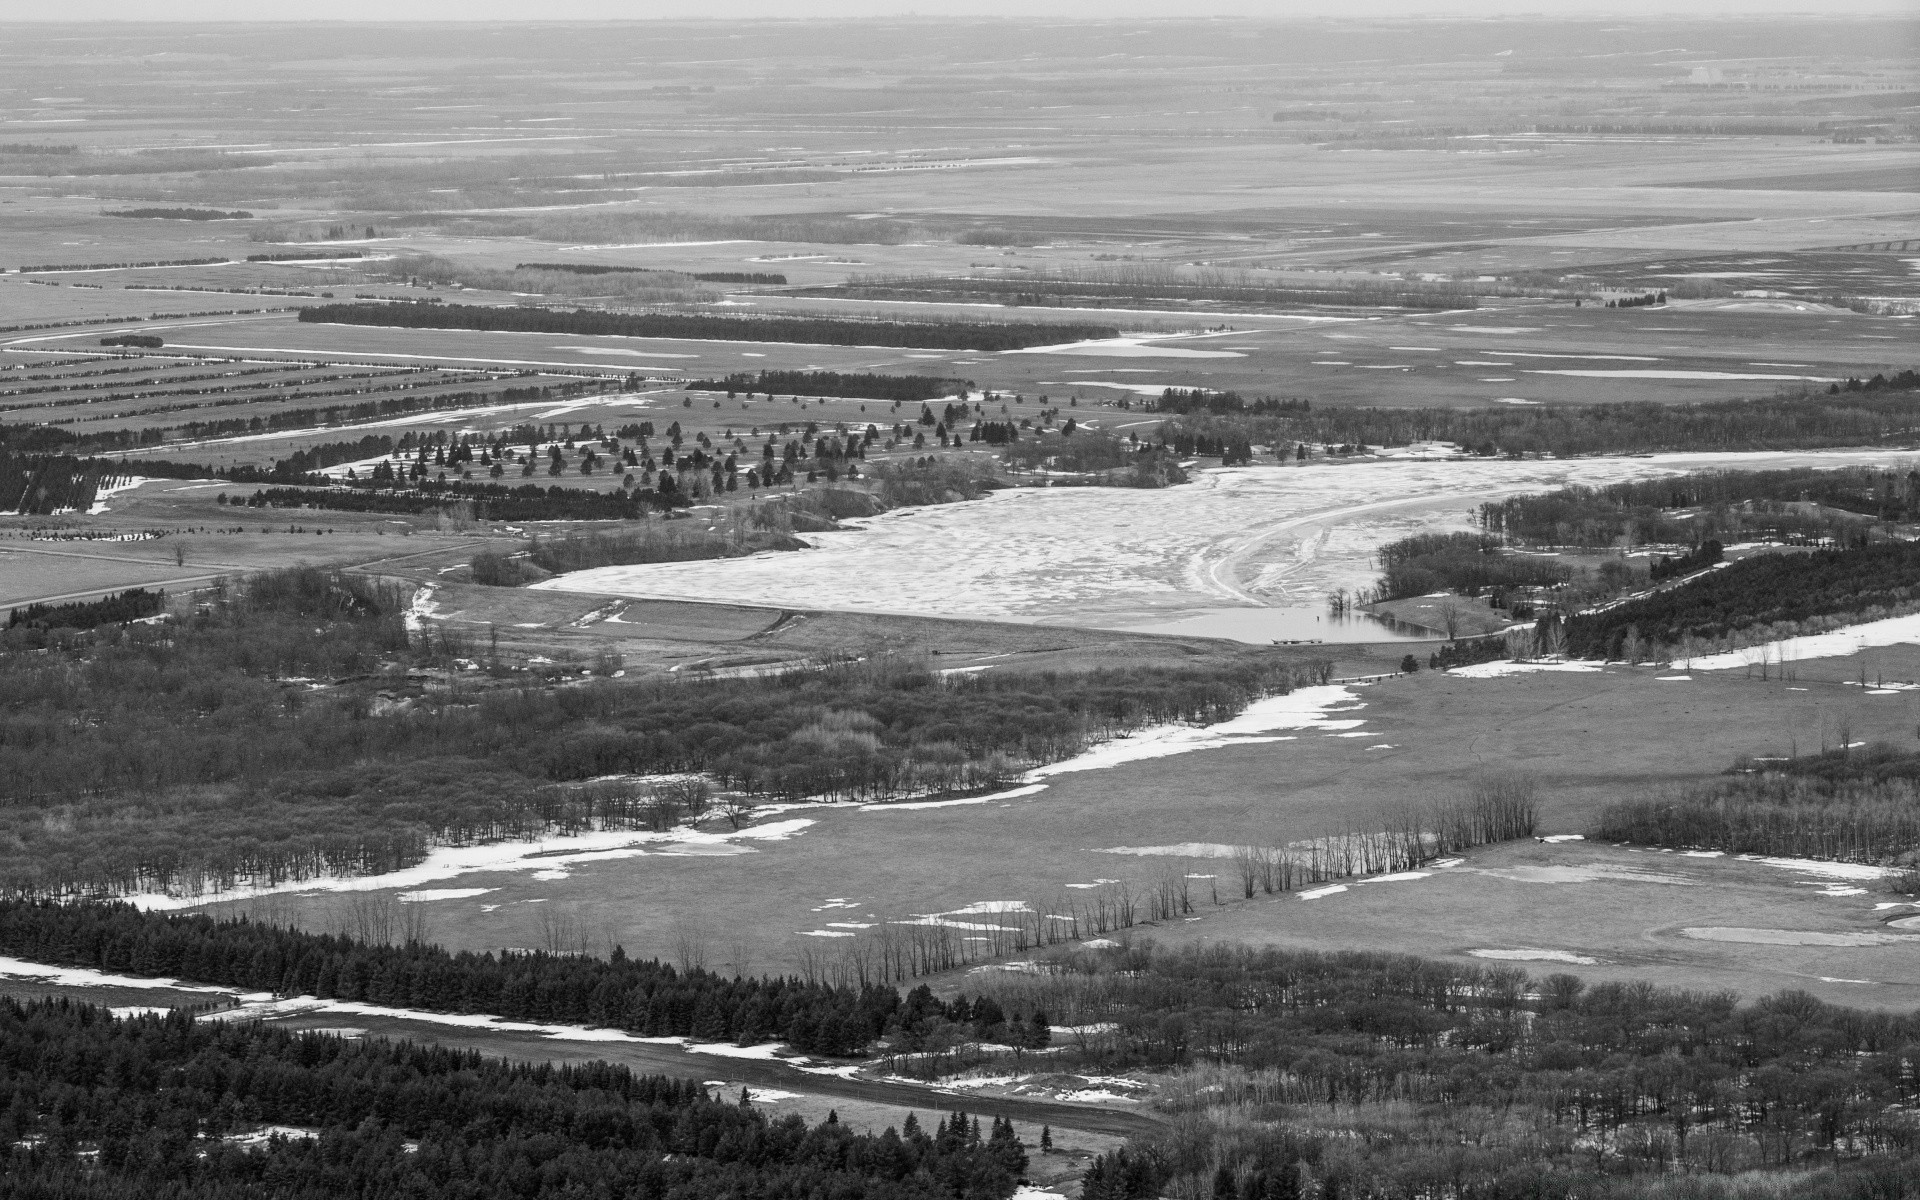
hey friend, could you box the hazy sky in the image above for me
[15,0,1916,18]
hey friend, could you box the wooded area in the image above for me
[0,992,1028,1200]
[299,302,1117,352]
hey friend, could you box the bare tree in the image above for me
[673,925,708,973]
[717,791,757,830]
[1438,598,1464,641]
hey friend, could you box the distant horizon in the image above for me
[12,1,1916,22]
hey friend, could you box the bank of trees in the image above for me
[1480,466,1920,548]
[300,301,1116,352]
[0,565,1329,898]
[0,993,1026,1200]
[970,942,1920,1199]
[1593,770,1920,866]
[686,370,963,403]
[1158,377,1920,460]
[1371,532,1573,601]
[1563,540,1920,660]
[5,589,163,639]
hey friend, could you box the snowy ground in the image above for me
[533,451,1920,643]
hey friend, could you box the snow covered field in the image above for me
[533,451,1920,643]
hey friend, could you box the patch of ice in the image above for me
[397,888,496,902]
[862,783,1046,811]
[118,817,819,910]
[1681,927,1917,947]
[1468,948,1598,964]
[1737,856,1891,881]
[0,956,241,996]
[1449,660,1603,678]
[1687,614,1920,672]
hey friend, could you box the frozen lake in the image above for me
[533,450,1920,642]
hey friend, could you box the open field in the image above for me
[185,655,1920,1007]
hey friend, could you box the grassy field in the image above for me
[193,656,1920,1006]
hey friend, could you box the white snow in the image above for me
[1684,614,1920,672]
[1736,855,1892,881]
[118,817,817,910]
[1681,927,1918,947]
[1469,948,1598,964]
[0,956,252,996]
[1297,884,1349,900]
[1449,660,1603,678]
[87,476,147,514]
[397,888,496,902]
[1539,834,1586,843]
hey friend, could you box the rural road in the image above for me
[271,1010,1163,1138]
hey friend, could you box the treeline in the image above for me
[1151,389,1309,417]
[1372,531,1572,601]
[97,334,162,349]
[1481,466,1920,548]
[103,206,253,220]
[1159,377,1920,459]
[822,270,1484,311]
[695,271,787,285]
[299,301,1118,352]
[0,994,1028,1200]
[1563,539,1920,661]
[14,256,228,273]
[686,370,963,403]
[6,589,164,638]
[521,525,805,575]
[272,434,394,476]
[0,564,1330,898]
[972,942,1920,1198]
[232,480,665,521]
[1593,769,1920,866]
[0,900,904,1056]
[0,451,127,514]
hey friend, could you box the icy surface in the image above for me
[533,452,1920,638]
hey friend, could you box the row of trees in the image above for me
[1479,466,1920,548]
[1593,770,1920,866]
[0,995,1029,1200]
[824,269,1483,310]
[1158,376,1920,460]
[300,301,1118,352]
[684,370,963,404]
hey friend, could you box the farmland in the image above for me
[3,11,1920,1199]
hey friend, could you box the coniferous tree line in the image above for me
[1481,465,1920,548]
[1562,539,1920,660]
[0,994,1027,1200]
[1151,390,1309,417]
[0,566,1329,897]
[102,207,254,220]
[813,272,1483,310]
[6,588,164,633]
[684,370,964,403]
[1158,371,1920,460]
[299,301,1118,352]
